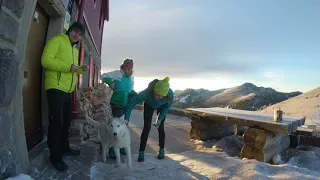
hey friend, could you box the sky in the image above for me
[101,0,320,93]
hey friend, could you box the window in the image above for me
[89,57,94,88]
[77,42,85,90]
[98,9,103,31]
[97,68,101,83]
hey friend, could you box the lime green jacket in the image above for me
[41,33,84,93]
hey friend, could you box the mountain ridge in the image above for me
[173,82,302,111]
[259,87,320,125]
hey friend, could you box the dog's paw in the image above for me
[102,157,107,163]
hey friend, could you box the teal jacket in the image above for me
[101,70,136,106]
[125,79,174,121]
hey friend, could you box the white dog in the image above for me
[85,115,132,168]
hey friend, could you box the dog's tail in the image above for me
[85,115,103,129]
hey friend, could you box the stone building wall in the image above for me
[0,0,104,178]
[0,0,68,178]
[0,0,37,178]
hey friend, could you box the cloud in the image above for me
[101,1,270,80]
[100,0,320,93]
[263,72,284,83]
[103,1,194,40]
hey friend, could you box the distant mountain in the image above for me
[173,83,302,111]
[260,87,320,126]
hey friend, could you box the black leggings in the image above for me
[110,104,125,117]
[46,89,72,162]
[109,104,126,152]
[139,103,165,151]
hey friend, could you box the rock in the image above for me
[212,136,244,157]
[272,154,282,165]
[0,148,18,178]
[0,48,19,106]
[2,0,25,18]
[203,140,217,148]
[69,83,113,145]
[0,110,12,146]
[191,139,204,146]
[0,11,19,44]
[213,139,226,151]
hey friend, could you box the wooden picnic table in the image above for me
[184,107,306,163]
[185,107,305,134]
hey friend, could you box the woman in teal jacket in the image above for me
[124,76,174,162]
[101,58,137,158]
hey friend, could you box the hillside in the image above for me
[173,83,302,110]
[260,87,320,125]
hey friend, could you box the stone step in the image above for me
[28,140,101,180]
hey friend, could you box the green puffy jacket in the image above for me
[41,33,84,93]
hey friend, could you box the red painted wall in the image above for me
[83,0,107,56]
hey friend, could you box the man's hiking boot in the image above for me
[51,160,68,171]
[63,148,80,156]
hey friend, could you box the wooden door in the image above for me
[23,4,49,150]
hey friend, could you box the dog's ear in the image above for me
[120,115,125,122]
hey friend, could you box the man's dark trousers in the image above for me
[46,89,72,163]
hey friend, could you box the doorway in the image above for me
[23,3,49,150]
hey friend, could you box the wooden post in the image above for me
[190,116,201,140]
[240,127,290,162]
[274,108,283,122]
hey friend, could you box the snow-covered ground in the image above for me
[89,147,320,180]
[89,136,320,180]
[5,174,33,180]
[10,135,320,180]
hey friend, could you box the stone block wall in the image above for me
[0,0,36,178]
[0,1,106,177]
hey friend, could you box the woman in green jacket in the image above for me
[41,22,89,171]
[101,58,137,158]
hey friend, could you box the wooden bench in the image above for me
[185,107,306,163]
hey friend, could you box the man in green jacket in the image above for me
[41,22,89,171]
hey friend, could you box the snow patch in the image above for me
[5,174,33,180]
[89,148,320,180]
[179,94,190,103]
